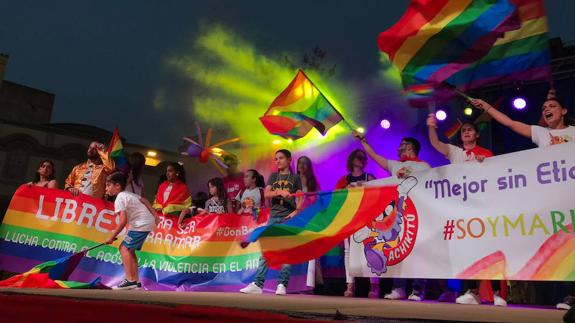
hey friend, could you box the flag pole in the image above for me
[297,69,357,132]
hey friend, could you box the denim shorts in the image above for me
[122,231,150,250]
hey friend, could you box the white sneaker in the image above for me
[557,302,571,310]
[494,295,507,307]
[456,290,481,305]
[408,292,424,301]
[384,288,406,300]
[240,282,262,294]
[275,283,287,295]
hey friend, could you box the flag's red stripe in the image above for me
[377,0,450,60]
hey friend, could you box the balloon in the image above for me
[199,150,211,163]
[186,144,203,157]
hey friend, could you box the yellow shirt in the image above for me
[64,149,115,199]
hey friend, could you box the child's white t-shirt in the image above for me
[531,125,575,147]
[235,187,263,214]
[114,191,156,232]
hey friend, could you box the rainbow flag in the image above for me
[0,250,104,289]
[108,127,129,173]
[444,119,463,140]
[378,0,520,95]
[260,70,343,140]
[244,185,398,268]
[447,0,550,90]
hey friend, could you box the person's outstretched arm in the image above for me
[427,113,450,156]
[352,131,389,171]
[471,98,532,138]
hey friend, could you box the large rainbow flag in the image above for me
[260,70,343,140]
[446,0,550,90]
[378,0,550,101]
[244,185,398,268]
[108,127,129,173]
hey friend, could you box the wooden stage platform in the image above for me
[0,288,564,322]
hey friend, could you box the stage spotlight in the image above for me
[287,138,293,144]
[380,119,391,129]
[272,139,281,145]
[356,127,365,134]
[435,110,447,121]
[463,107,473,116]
[512,97,527,110]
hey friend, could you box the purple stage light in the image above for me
[512,98,527,110]
[435,110,447,121]
[380,119,391,129]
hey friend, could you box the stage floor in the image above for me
[0,288,563,323]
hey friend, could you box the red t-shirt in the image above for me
[223,173,245,200]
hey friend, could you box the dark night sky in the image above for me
[1,1,573,150]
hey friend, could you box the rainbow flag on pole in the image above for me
[244,185,398,268]
[108,127,129,173]
[446,0,550,90]
[378,0,520,91]
[444,119,463,140]
[260,70,343,140]
[378,0,550,100]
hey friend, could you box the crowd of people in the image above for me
[22,91,575,308]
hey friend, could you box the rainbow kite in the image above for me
[108,127,129,173]
[260,69,344,140]
[243,185,398,268]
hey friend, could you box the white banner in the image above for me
[350,143,575,281]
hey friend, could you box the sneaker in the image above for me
[456,290,481,305]
[384,288,407,300]
[408,290,424,301]
[113,279,139,290]
[240,282,263,294]
[557,302,571,310]
[557,296,575,310]
[437,291,458,303]
[275,283,287,295]
[368,285,380,299]
[343,283,354,297]
[494,295,507,307]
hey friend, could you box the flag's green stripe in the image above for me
[471,33,547,65]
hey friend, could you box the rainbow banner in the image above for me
[349,143,575,281]
[0,186,309,292]
[108,127,129,173]
[260,70,343,140]
[244,185,399,268]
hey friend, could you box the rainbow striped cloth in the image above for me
[447,0,550,90]
[378,0,549,101]
[0,250,104,289]
[260,70,343,140]
[244,185,398,268]
[108,127,129,173]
